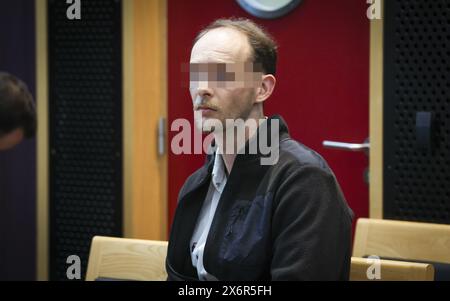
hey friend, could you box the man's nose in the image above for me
[194,82,214,98]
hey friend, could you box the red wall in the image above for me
[168,0,369,231]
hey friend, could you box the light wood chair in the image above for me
[86,236,168,281]
[351,218,450,281]
[350,257,434,281]
[353,218,450,264]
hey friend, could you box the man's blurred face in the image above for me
[0,128,24,150]
[189,28,263,132]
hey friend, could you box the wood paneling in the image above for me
[123,0,168,240]
[36,0,49,281]
[369,1,383,218]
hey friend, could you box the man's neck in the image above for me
[214,113,265,175]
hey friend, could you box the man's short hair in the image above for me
[193,18,278,76]
[0,72,36,138]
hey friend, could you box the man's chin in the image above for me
[195,117,223,133]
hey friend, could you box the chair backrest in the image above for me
[350,257,434,281]
[86,236,168,281]
[353,218,450,264]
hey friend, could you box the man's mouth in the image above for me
[195,105,217,115]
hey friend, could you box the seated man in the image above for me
[0,72,36,150]
[166,18,354,280]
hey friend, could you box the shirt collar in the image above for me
[211,151,227,192]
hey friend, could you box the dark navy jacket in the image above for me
[166,115,354,280]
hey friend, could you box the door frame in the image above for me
[369,1,383,218]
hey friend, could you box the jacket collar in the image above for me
[204,114,290,166]
[178,115,290,202]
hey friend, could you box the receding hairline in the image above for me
[192,18,278,75]
[191,27,254,63]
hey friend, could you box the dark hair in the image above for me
[0,72,36,138]
[193,18,278,75]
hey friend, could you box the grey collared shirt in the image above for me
[190,151,227,281]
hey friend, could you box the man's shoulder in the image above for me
[178,162,210,200]
[277,138,331,172]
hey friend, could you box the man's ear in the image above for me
[255,74,276,104]
[0,128,24,151]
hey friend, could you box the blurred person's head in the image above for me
[190,18,277,132]
[0,72,36,150]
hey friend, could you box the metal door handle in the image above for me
[322,140,370,152]
[323,138,370,184]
